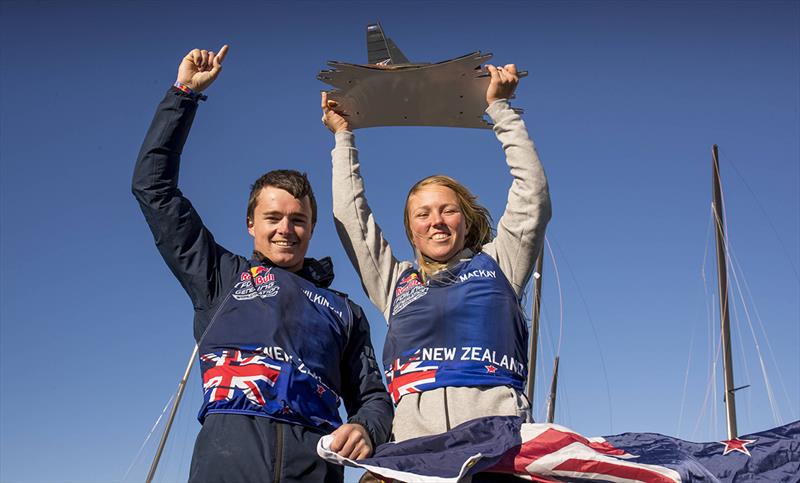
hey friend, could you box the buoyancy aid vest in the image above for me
[197,261,351,430]
[383,252,528,404]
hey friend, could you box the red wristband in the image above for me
[173,81,208,101]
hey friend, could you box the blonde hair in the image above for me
[404,175,494,276]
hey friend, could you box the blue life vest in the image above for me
[383,253,528,404]
[198,262,351,430]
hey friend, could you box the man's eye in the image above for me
[415,212,428,218]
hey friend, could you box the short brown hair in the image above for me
[247,170,317,225]
[404,175,494,274]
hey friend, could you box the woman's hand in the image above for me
[485,63,519,105]
[321,92,351,134]
[176,45,229,92]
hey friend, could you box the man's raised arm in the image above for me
[132,46,235,319]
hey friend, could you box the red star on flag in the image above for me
[281,405,292,415]
[720,438,756,456]
[485,365,497,374]
[317,384,327,396]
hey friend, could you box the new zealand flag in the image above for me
[318,416,800,482]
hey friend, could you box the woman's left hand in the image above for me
[321,92,351,134]
[486,64,519,105]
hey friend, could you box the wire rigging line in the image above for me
[730,267,782,426]
[731,250,798,421]
[544,237,565,357]
[174,363,200,479]
[122,393,175,482]
[686,207,717,439]
[530,236,563,423]
[728,282,755,425]
[537,303,556,423]
[677,326,697,439]
[712,209,784,425]
[549,237,614,432]
[692,279,720,440]
[717,147,799,282]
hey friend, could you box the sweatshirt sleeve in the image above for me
[132,89,238,318]
[331,131,413,321]
[481,99,552,297]
[340,300,393,447]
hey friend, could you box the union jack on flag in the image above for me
[317,416,800,482]
[487,423,681,482]
[385,352,438,404]
[201,350,281,406]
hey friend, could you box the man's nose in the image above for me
[276,217,291,233]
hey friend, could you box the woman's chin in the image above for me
[423,249,456,263]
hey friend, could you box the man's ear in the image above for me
[247,218,255,237]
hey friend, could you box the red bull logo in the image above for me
[395,273,423,296]
[241,266,276,285]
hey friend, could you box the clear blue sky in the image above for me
[1,1,798,482]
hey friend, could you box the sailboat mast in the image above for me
[546,356,559,423]
[146,344,198,483]
[526,249,544,417]
[711,144,738,439]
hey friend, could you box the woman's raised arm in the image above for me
[481,65,552,297]
[323,94,412,320]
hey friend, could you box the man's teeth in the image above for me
[273,241,296,246]
[432,234,449,240]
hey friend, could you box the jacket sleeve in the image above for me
[331,131,413,321]
[132,89,237,317]
[340,300,393,447]
[481,100,552,297]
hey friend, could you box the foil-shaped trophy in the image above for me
[318,23,525,129]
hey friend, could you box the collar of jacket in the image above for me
[421,247,475,281]
[251,251,335,288]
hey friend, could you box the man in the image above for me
[132,45,392,482]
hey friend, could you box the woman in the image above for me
[322,64,551,442]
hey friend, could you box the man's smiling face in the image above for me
[247,186,313,272]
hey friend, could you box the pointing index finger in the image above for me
[216,45,229,64]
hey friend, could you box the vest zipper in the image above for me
[274,423,284,483]
[443,387,451,431]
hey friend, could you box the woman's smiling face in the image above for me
[407,185,467,263]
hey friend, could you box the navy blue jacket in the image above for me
[132,88,392,447]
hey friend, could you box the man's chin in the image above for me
[261,251,302,270]
[275,256,303,271]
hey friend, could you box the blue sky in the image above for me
[1,1,798,482]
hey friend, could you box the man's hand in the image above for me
[486,63,519,105]
[329,423,373,460]
[321,92,351,134]
[176,45,229,92]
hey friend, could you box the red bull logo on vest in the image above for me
[395,272,423,296]
[233,267,280,300]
